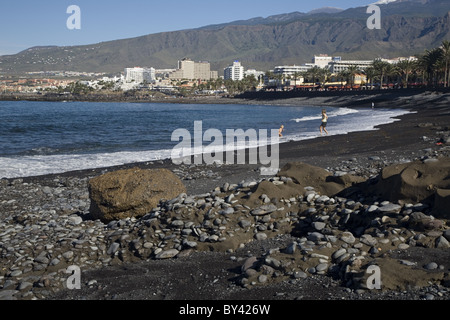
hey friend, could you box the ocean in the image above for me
[0,100,412,178]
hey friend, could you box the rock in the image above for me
[106,243,120,255]
[340,231,356,244]
[238,220,252,229]
[360,234,378,246]
[293,271,308,279]
[424,262,438,270]
[443,230,450,241]
[0,290,18,300]
[332,248,347,260]
[258,275,268,283]
[316,263,328,272]
[409,212,444,231]
[400,260,417,266]
[251,204,278,216]
[277,162,365,197]
[435,236,450,248]
[378,203,402,213]
[255,233,268,241]
[88,168,186,222]
[312,221,326,231]
[367,159,450,215]
[155,249,179,259]
[241,257,259,273]
[307,232,325,242]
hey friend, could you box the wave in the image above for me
[292,107,359,123]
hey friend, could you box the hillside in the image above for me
[1,0,449,75]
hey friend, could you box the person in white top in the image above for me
[319,109,329,136]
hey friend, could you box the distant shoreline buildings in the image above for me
[0,53,420,93]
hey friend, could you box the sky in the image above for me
[0,0,380,56]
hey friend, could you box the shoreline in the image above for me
[2,89,446,183]
[6,89,445,186]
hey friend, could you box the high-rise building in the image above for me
[169,58,217,80]
[224,61,245,81]
[124,67,155,83]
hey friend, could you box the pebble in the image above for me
[424,262,438,270]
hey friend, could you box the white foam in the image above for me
[284,108,413,143]
[0,149,174,179]
[292,107,359,122]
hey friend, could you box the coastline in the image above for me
[10,89,450,187]
[1,90,450,303]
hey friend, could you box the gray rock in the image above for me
[17,281,33,291]
[241,257,259,273]
[293,271,308,279]
[251,204,277,216]
[258,275,268,283]
[316,263,328,272]
[107,243,120,255]
[424,262,438,270]
[219,207,235,215]
[307,232,324,242]
[285,242,297,254]
[435,236,450,249]
[155,249,179,259]
[340,231,356,244]
[312,222,326,231]
[68,215,83,225]
[400,260,417,266]
[255,232,268,241]
[0,290,18,300]
[34,255,49,264]
[378,203,402,213]
[332,248,347,260]
[238,220,252,228]
[360,234,378,246]
[62,251,74,260]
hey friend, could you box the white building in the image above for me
[273,65,312,76]
[327,60,373,73]
[125,67,156,83]
[224,61,245,81]
[245,69,265,79]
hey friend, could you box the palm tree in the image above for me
[320,68,332,88]
[306,66,322,88]
[364,66,377,89]
[372,59,391,89]
[440,40,450,87]
[396,59,416,88]
[336,70,349,87]
[418,48,444,87]
[346,66,361,87]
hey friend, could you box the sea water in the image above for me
[0,100,412,178]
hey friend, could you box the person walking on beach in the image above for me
[319,109,328,136]
[279,125,285,137]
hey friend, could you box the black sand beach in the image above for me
[1,90,450,309]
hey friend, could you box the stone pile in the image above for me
[0,156,449,300]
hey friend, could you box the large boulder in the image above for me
[276,162,365,197]
[88,168,186,222]
[367,158,450,218]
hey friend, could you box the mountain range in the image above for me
[1,0,450,75]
